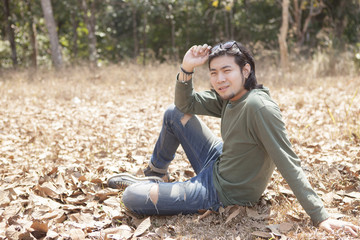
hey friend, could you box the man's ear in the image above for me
[243,63,251,78]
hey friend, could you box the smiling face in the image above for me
[209,55,250,102]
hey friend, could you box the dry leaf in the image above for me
[39,209,64,221]
[106,234,123,240]
[46,230,59,238]
[197,209,213,221]
[134,217,151,237]
[225,206,242,224]
[104,225,133,240]
[78,175,87,182]
[155,227,172,238]
[47,167,58,176]
[184,170,195,178]
[0,190,11,207]
[30,220,48,233]
[91,178,103,184]
[103,197,120,208]
[246,207,260,219]
[278,185,294,196]
[344,191,360,199]
[5,225,25,240]
[69,228,86,240]
[218,206,225,214]
[279,222,293,233]
[266,224,282,236]
[35,183,59,199]
[251,231,273,238]
[286,210,302,222]
[322,192,337,205]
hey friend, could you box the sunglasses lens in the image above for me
[223,41,235,49]
[210,41,240,55]
[210,45,221,54]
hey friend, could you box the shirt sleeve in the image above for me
[174,74,224,117]
[252,105,329,226]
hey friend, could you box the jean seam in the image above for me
[152,117,176,170]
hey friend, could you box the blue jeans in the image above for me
[122,105,223,215]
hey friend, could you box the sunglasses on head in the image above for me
[210,41,242,55]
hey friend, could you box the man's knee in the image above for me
[180,114,192,126]
[163,104,193,127]
[163,104,178,120]
[122,183,159,210]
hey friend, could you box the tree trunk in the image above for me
[278,0,289,71]
[293,0,302,45]
[185,6,190,49]
[229,7,235,40]
[224,10,230,40]
[170,19,177,62]
[71,12,79,59]
[29,22,38,69]
[81,0,97,64]
[26,0,38,69]
[132,6,138,59]
[142,11,147,66]
[292,0,324,48]
[334,0,347,41]
[3,0,18,67]
[40,0,63,69]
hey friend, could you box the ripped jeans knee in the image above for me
[121,167,222,216]
[180,113,192,126]
[163,104,193,128]
[122,182,159,215]
[122,182,187,216]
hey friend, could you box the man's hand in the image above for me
[181,44,211,73]
[319,218,359,237]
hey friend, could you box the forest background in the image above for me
[1,0,360,239]
[1,0,360,71]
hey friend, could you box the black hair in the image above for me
[208,41,263,91]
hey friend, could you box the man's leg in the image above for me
[123,159,221,215]
[146,104,222,176]
[121,105,223,215]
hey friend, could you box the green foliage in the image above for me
[0,0,359,68]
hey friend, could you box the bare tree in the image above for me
[279,0,290,71]
[3,0,18,67]
[40,0,63,69]
[292,0,324,49]
[132,6,139,59]
[81,0,97,65]
[142,10,147,66]
[70,9,79,59]
[25,0,38,69]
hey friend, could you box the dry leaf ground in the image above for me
[0,63,359,240]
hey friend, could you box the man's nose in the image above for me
[216,73,226,83]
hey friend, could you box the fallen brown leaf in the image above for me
[69,228,86,240]
[134,217,151,237]
[225,206,242,224]
[251,231,273,238]
[30,220,48,233]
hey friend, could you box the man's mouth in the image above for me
[218,86,229,92]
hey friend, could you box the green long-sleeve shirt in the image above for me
[175,78,329,225]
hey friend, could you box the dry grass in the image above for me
[0,61,359,240]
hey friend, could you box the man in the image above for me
[108,41,359,236]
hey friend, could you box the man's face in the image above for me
[209,55,249,102]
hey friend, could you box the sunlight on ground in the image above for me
[0,64,359,239]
